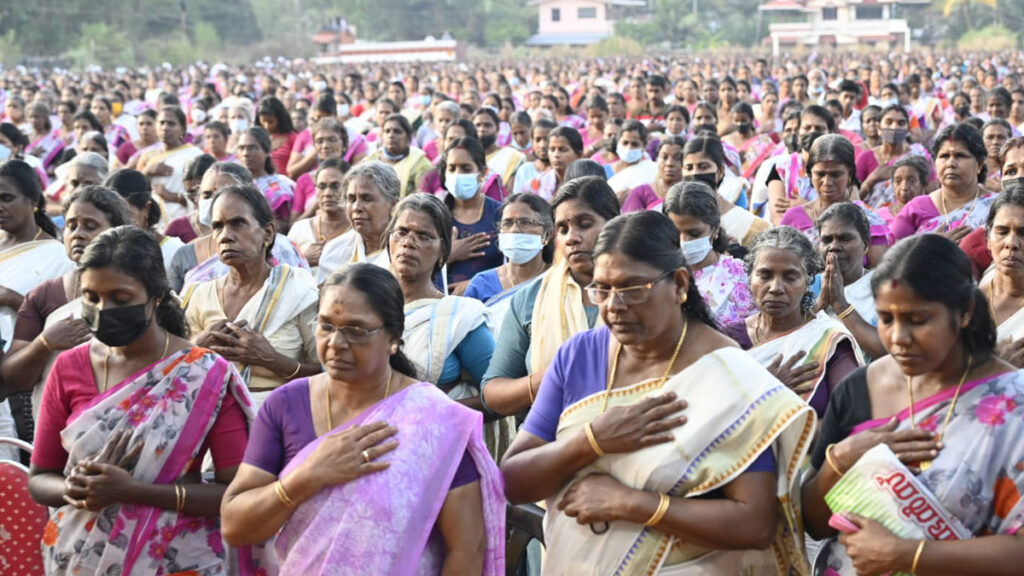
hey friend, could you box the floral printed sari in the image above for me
[42,347,262,576]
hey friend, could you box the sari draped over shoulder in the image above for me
[738,134,777,180]
[138,143,203,222]
[862,144,933,209]
[780,202,894,247]
[842,271,877,328]
[747,312,865,404]
[720,206,771,248]
[483,281,528,337]
[30,128,67,170]
[486,147,526,191]
[914,194,995,236]
[43,347,263,576]
[181,234,309,291]
[29,297,83,421]
[316,229,391,284]
[529,260,603,375]
[544,348,816,576]
[275,382,506,576]
[817,370,1024,575]
[608,160,658,196]
[0,240,73,352]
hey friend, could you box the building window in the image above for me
[855,6,883,19]
[552,7,560,22]
[578,7,597,18]
[822,7,837,20]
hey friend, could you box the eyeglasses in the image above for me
[390,228,439,245]
[585,270,676,306]
[316,182,345,192]
[310,319,385,343]
[498,218,544,231]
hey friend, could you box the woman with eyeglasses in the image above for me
[290,118,352,223]
[288,159,351,277]
[501,211,814,575]
[221,263,505,575]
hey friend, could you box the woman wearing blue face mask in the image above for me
[442,137,503,294]
[607,120,657,202]
[164,153,217,244]
[464,193,553,335]
[663,181,756,327]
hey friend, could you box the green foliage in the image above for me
[584,36,644,57]
[957,25,1018,50]
[68,23,135,69]
[0,30,22,67]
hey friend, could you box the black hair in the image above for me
[548,126,584,155]
[565,159,607,182]
[619,119,649,145]
[322,263,419,378]
[662,181,729,254]
[158,105,187,132]
[61,185,132,228]
[551,175,620,223]
[891,154,931,188]
[931,123,988,183]
[311,117,350,154]
[1000,136,1024,166]
[185,154,217,185]
[315,157,351,181]
[439,137,487,196]
[816,202,871,247]
[204,120,230,139]
[988,86,1012,108]
[664,104,690,125]
[104,169,161,229]
[807,133,861,189]
[386,193,453,277]
[0,122,29,150]
[0,160,57,237]
[472,106,500,127]
[314,92,337,116]
[682,135,726,185]
[982,118,1013,142]
[583,95,609,113]
[510,111,532,128]
[838,79,861,96]
[871,234,996,359]
[593,211,718,330]
[879,103,909,125]
[447,118,479,141]
[72,110,104,132]
[242,126,277,175]
[802,105,837,133]
[729,102,754,120]
[502,193,555,263]
[211,185,276,259]
[78,226,188,338]
[257,96,296,134]
[658,135,688,156]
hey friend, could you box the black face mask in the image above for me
[82,300,153,347]
[955,105,971,119]
[480,134,497,149]
[785,134,800,154]
[735,122,753,135]
[1003,176,1024,191]
[683,171,720,190]
[800,131,823,153]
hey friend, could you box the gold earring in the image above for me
[681,293,688,305]
[390,343,398,354]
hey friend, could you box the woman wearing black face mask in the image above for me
[856,104,937,209]
[28,226,260,574]
[723,102,776,182]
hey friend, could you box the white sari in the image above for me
[139,144,203,222]
[608,160,657,196]
[980,270,1024,341]
[842,270,877,327]
[316,229,390,284]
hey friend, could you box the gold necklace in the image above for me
[32,227,43,241]
[907,354,972,471]
[316,212,326,241]
[939,186,980,230]
[601,318,688,414]
[326,368,393,430]
[102,331,171,392]
[752,311,807,346]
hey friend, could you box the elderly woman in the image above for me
[663,181,755,326]
[135,106,203,223]
[622,135,685,213]
[28,227,255,575]
[780,134,893,268]
[856,104,936,209]
[464,193,553,336]
[607,120,656,201]
[317,162,401,282]
[237,126,296,234]
[980,184,1024,366]
[291,118,353,221]
[105,169,185,274]
[481,176,619,418]
[183,185,319,406]
[220,263,505,575]
[724,226,862,417]
[1,187,129,443]
[288,158,350,277]
[801,234,1024,576]
[501,211,814,575]
[891,123,994,241]
[366,113,432,197]
[982,118,1014,192]
[878,154,931,224]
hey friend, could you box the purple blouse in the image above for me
[243,378,479,487]
[621,184,663,213]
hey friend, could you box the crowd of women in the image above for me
[0,49,1023,575]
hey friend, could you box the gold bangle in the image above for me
[644,493,671,527]
[583,422,605,457]
[177,483,186,513]
[911,539,926,574]
[825,443,845,477]
[173,482,183,513]
[526,374,536,404]
[38,334,53,351]
[275,479,297,508]
[286,360,302,380]
[836,304,857,320]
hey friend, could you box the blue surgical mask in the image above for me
[681,235,714,265]
[0,144,10,162]
[381,148,407,162]
[421,94,432,107]
[498,233,544,264]
[617,144,643,164]
[511,139,532,153]
[446,172,480,200]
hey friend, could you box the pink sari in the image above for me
[29,128,67,170]
[43,347,264,576]
[276,382,505,576]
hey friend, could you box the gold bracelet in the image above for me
[285,360,302,380]
[836,304,857,320]
[825,443,845,477]
[526,374,535,404]
[173,482,183,513]
[177,483,186,513]
[644,493,671,527]
[275,479,297,508]
[911,539,926,574]
[583,422,605,457]
[38,334,53,351]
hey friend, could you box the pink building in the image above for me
[525,0,645,46]
[761,0,931,55]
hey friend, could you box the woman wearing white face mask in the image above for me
[226,98,254,153]
[442,137,503,294]
[663,181,756,326]
[464,193,553,336]
[607,120,657,202]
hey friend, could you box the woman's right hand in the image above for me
[41,317,92,351]
[449,228,490,262]
[303,241,325,268]
[300,421,399,491]
[766,352,819,394]
[590,393,687,454]
[833,417,941,474]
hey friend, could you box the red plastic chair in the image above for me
[0,437,47,575]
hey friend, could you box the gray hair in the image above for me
[436,100,460,117]
[71,151,109,179]
[207,161,253,186]
[344,161,401,205]
[386,193,453,274]
[228,98,254,122]
[891,154,931,187]
[744,226,823,312]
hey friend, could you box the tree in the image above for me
[942,0,998,30]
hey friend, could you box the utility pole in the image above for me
[180,1,188,38]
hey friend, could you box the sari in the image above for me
[842,270,877,328]
[738,133,777,180]
[692,255,756,326]
[543,345,815,576]
[366,148,432,197]
[720,206,771,248]
[180,234,309,291]
[482,279,529,337]
[29,128,67,170]
[747,311,865,407]
[254,174,296,222]
[980,270,1024,342]
[137,143,203,222]
[275,382,506,576]
[815,370,1024,575]
[41,347,262,576]
[754,153,814,219]
[529,260,603,375]
[607,160,657,197]
[859,144,933,209]
[486,146,526,190]
[780,201,894,247]
[891,193,996,240]
[316,229,391,284]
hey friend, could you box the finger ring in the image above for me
[590,521,609,535]
[361,449,371,463]
[76,500,86,509]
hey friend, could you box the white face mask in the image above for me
[617,144,643,164]
[229,118,249,134]
[192,109,207,124]
[313,80,328,92]
[681,235,713,265]
[337,104,350,117]
[498,232,544,264]
[198,196,214,227]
